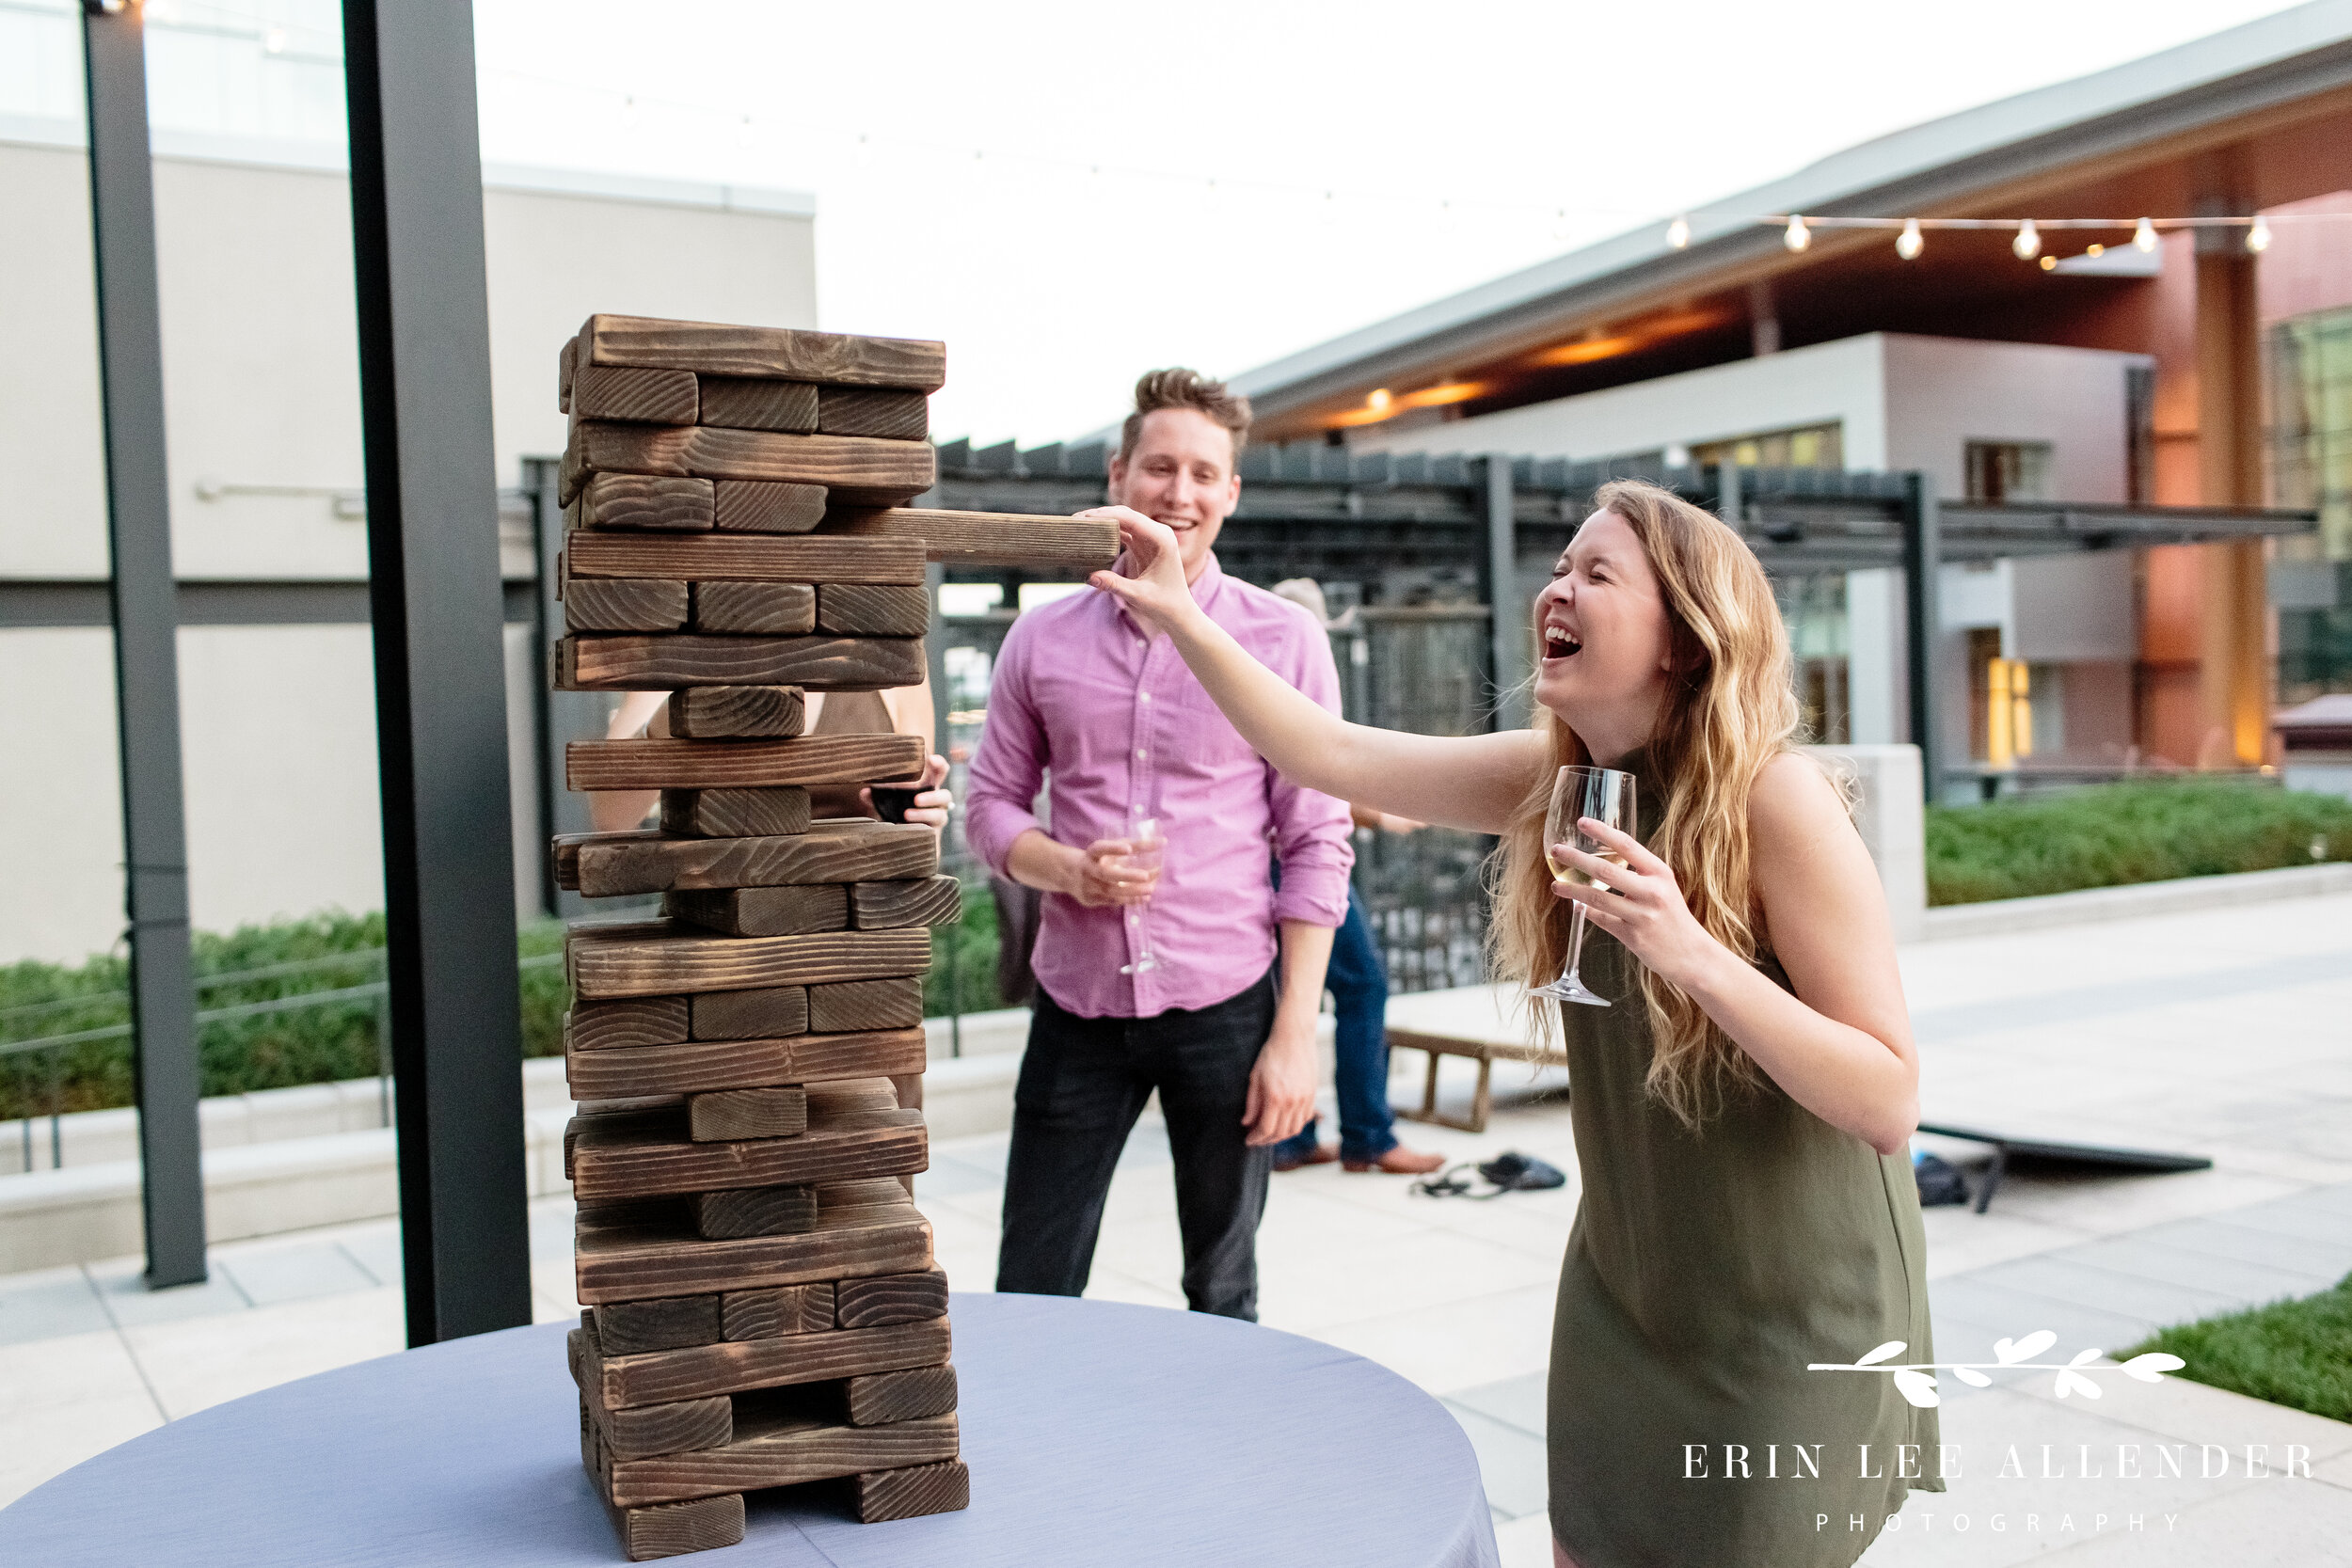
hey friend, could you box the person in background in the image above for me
[1263,578,1444,1177]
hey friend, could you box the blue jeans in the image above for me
[1277,885,1397,1164]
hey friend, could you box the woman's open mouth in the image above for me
[1542,626,1582,659]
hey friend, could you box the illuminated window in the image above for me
[1691,422,1843,470]
[1963,441,2052,503]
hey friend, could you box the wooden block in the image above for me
[570,1111,924,1204]
[582,313,946,392]
[667,685,803,738]
[564,578,689,634]
[565,1026,926,1099]
[575,474,716,533]
[691,581,815,636]
[593,1294,722,1355]
[667,882,850,938]
[808,977,924,1034]
[687,1086,806,1141]
[820,506,1120,568]
[607,1413,959,1509]
[565,1103,684,1181]
[565,924,931,1001]
[818,386,929,441]
[573,364,699,425]
[568,995,691,1052]
[660,785,812,840]
[849,1459,969,1522]
[566,735,922,793]
[555,634,926,693]
[603,1489,745,1560]
[564,420,934,506]
[697,376,817,433]
[834,1269,950,1330]
[575,1178,931,1306]
[722,1281,835,1340]
[566,531,926,586]
[560,817,934,897]
[695,1183,817,1239]
[845,1364,957,1426]
[817,583,930,637]
[585,1314,953,1411]
[714,479,826,533]
[690,985,810,1041]
[850,876,962,930]
[573,1368,737,1461]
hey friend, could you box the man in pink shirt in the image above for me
[962,369,1353,1320]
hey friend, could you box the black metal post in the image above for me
[1900,472,1942,802]
[81,0,207,1291]
[1477,454,1524,730]
[342,0,532,1344]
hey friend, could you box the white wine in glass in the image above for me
[1532,765,1636,1006]
[1119,816,1166,976]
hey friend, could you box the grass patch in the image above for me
[1925,780,2352,905]
[2120,1273,2352,1422]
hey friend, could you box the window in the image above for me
[1691,422,1843,470]
[1964,441,2053,503]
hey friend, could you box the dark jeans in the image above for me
[996,971,1276,1320]
[1276,885,1398,1164]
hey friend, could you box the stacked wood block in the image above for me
[552,316,1025,1559]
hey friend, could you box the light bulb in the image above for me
[2246,216,2272,253]
[2133,217,2157,252]
[1665,215,1691,250]
[2087,243,2105,257]
[2040,255,2056,271]
[1896,218,1923,261]
[2012,219,2041,261]
[1367,388,1392,413]
[262,26,288,53]
[1784,214,1810,253]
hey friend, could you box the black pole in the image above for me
[1900,472,1942,803]
[1477,453,1523,730]
[80,0,206,1291]
[343,0,532,1344]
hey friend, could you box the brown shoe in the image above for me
[1344,1145,1447,1175]
[1272,1143,1341,1173]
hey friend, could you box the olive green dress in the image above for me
[1546,760,1940,1567]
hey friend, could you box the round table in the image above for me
[0,1292,1500,1567]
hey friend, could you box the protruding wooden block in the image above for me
[809,976,924,1034]
[594,1293,723,1355]
[660,786,812,840]
[817,582,930,637]
[562,420,934,507]
[565,531,926,586]
[691,581,816,636]
[688,1086,807,1142]
[568,1109,925,1204]
[845,1363,957,1426]
[567,736,924,794]
[667,685,804,738]
[850,876,962,930]
[559,334,579,413]
[565,1025,926,1100]
[689,985,810,1041]
[694,1182,818,1239]
[819,505,1119,568]
[665,883,853,938]
[573,364,699,425]
[581,313,946,392]
[575,1177,930,1306]
[565,578,689,634]
[818,386,929,441]
[555,634,926,693]
[721,1281,835,1340]
[564,923,932,1001]
[834,1269,950,1330]
[604,1490,746,1560]
[559,818,935,899]
[698,376,818,433]
[569,995,691,1052]
[574,474,715,533]
[713,480,827,533]
[849,1459,969,1522]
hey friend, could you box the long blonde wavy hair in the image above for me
[1486,479,1802,1129]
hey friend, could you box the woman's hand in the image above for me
[1549,817,1721,989]
[865,753,954,832]
[1081,507,1203,639]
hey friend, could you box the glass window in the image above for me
[1691,422,1843,471]
[1963,441,2053,503]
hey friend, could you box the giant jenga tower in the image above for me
[549,315,1110,1560]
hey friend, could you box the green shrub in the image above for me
[2121,1273,2352,1421]
[925,885,1006,1019]
[1925,780,2352,905]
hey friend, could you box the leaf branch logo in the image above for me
[1807,1331,2185,1408]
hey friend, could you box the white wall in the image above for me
[1880,335,2148,502]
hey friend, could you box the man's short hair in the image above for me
[1118,368,1252,465]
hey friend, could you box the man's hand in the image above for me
[1243,1017,1318,1147]
[1067,837,1159,907]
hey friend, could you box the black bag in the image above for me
[1914,1151,1970,1208]
[1411,1150,1567,1199]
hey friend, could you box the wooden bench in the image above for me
[1383,983,1566,1134]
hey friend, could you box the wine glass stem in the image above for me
[1563,901,1591,988]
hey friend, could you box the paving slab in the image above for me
[0,1266,108,1347]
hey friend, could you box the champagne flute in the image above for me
[1118,815,1166,976]
[1532,766,1636,1006]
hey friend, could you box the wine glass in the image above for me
[1532,766,1636,1006]
[1118,815,1166,976]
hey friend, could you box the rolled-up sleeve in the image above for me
[961,617,1047,879]
[1265,619,1354,927]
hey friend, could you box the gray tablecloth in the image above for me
[0,1291,1500,1567]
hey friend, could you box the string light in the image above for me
[1784,214,1810,252]
[2012,218,2041,260]
[1367,388,1392,413]
[1665,214,1691,250]
[262,26,288,54]
[2246,216,2272,253]
[1896,218,1923,261]
[2135,217,2159,251]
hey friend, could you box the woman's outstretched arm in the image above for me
[1086,508,1543,835]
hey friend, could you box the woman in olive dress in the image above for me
[1082,479,1938,1567]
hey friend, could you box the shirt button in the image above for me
[1136,748,1148,759]
[1127,914,1138,926]
[1138,692,1152,704]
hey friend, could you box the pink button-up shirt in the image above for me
[963,553,1354,1019]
